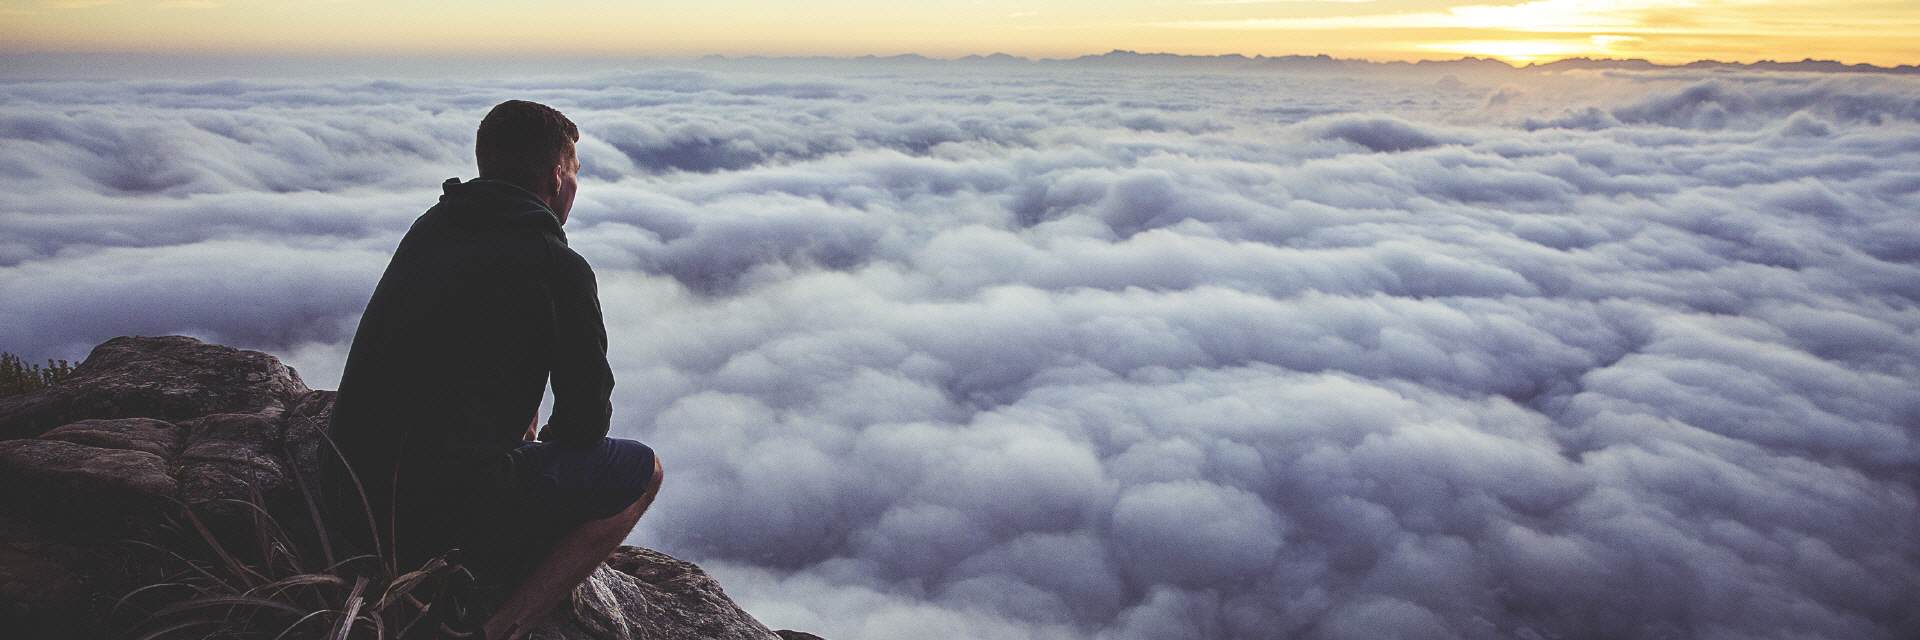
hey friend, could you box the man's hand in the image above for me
[525,414,539,441]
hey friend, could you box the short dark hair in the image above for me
[475,100,579,188]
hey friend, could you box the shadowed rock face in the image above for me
[0,335,814,640]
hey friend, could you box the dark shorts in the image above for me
[507,436,658,524]
[457,437,657,583]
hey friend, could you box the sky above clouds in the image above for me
[3,60,1919,639]
[2,0,1919,65]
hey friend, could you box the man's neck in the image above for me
[471,177,557,215]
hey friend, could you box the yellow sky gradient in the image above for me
[2,0,1916,66]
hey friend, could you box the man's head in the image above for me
[476,100,581,224]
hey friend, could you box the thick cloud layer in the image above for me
[3,63,1917,639]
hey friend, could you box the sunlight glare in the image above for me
[1417,40,1587,63]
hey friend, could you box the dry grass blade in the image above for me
[301,417,386,568]
[246,481,277,574]
[272,609,344,640]
[150,594,308,618]
[178,499,269,589]
[394,598,435,639]
[324,553,383,575]
[112,581,204,620]
[247,572,349,601]
[120,538,237,593]
[130,618,219,640]
[358,610,388,640]
[331,576,369,640]
[225,486,301,572]
[284,425,339,570]
[376,555,452,610]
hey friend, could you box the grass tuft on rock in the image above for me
[113,419,479,640]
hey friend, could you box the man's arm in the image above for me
[539,251,615,447]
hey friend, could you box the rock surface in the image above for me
[0,336,309,441]
[0,336,814,640]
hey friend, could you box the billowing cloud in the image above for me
[3,62,1918,639]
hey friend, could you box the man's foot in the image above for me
[480,618,529,640]
[435,575,511,639]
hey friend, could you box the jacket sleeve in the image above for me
[538,249,615,447]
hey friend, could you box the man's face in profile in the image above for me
[554,147,580,225]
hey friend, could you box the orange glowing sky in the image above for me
[2,0,1916,66]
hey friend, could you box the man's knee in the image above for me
[600,458,658,526]
[607,437,661,496]
[615,454,661,520]
[616,448,661,521]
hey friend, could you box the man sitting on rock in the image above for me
[325,99,663,640]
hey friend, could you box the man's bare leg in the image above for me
[481,456,663,640]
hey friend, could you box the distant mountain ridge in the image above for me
[698,49,1920,75]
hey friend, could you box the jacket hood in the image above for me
[436,177,566,241]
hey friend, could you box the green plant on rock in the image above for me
[113,418,479,639]
[1,351,74,397]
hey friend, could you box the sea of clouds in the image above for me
[2,60,1918,639]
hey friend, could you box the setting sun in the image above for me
[1418,39,1592,63]
[1415,35,1651,64]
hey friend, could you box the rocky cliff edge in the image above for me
[0,335,821,640]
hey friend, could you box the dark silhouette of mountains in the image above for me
[697,49,1920,75]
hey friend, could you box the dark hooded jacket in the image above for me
[325,177,613,567]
